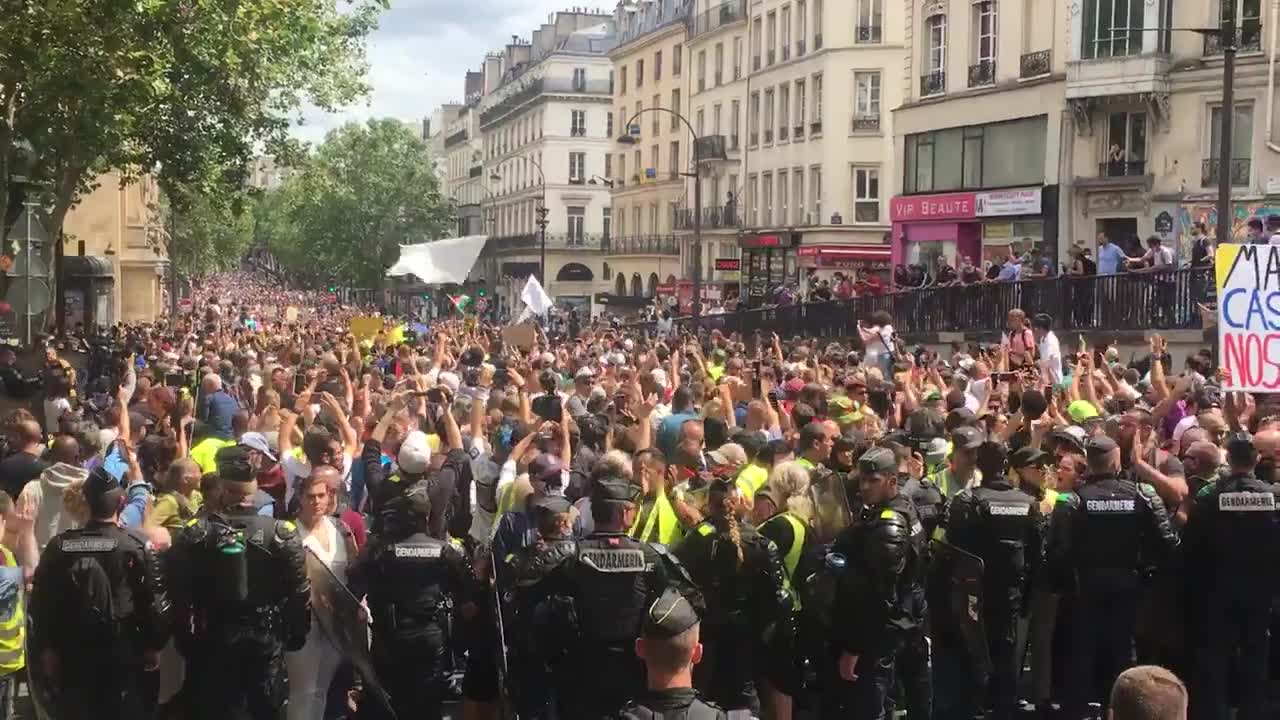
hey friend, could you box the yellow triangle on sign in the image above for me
[1216,243,1242,290]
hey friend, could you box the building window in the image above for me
[856,0,883,43]
[605,153,613,179]
[733,36,743,79]
[1209,0,1263,52]
[619,153,626,183]
[567,206,585,244]
[650,144,659,177]
[750,92,761,145]
[764,88,775,143]
[621,65,628,94]
[715,43,724,85]
[669,141,680,179]
[793,169,804,224]
[1104,111,1147,177]
[571,110,586,137]
[903,115,1048,193]
[671,89,681,129]
[673,43,683,75]
[1206,103,1254,187]
[923,14,947,95]
[810,166,822,223]
[603,207,611,241]
[971,1,996,87]
[853,167,880,223]
[795,80,806,127]
[607,111,614,138]
[781,6,791,60]
[1081,0,1143,59]
[855,72,880,120]
[696,108,705,136]
[653,94,661,135]
[713,104,722,134]
[637,58,645,87]
[753,16,763,69]
[812,73,823,132]
[767,11,777,64]
[779,84,790,140]
[655,50,663,81]
[762,172,773,226]
[778,170,789,221]
[731,100,741,148]
[747,174,759,225]
[573,67,587,91]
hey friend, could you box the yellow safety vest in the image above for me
[735,464,770,500]
[190,438,236,474]
[0,546,24,674]
[761,512,807,609]
[629,491,684,546]
[495,482,519,517]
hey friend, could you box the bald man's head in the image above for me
[201,373,222,393]
[1254,429,1280,461]
[49,435,80,465]
[311,465,342,492]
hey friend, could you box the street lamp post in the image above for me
[1214,14,1236,247]
[618,107,704,325]
[493,157,547,286]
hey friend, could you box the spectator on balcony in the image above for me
[1245,216,1266,244]
[1125,235,1174,273]
[1095,232,1128,275]
[1266,215,1280,245]
[1023,246,1056,279]
[959,255,983,284]
[833,272,854,299]
[934,256,959,286]
[1189,223,1214,266]
[996,254,1022,282]
[854,270,884,296]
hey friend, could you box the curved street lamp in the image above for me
[491,157,549,286]
[618,106,705,324]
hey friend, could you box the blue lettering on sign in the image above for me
[1221,288,1280,331]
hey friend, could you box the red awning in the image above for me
[797,245,891,258]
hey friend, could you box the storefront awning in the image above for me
[798,245,891,270]
[64,255,114,278]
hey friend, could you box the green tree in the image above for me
[263,119,453,288]
[0,0,382,260]
[167,188,255,281]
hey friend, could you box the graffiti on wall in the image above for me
[1177,202,1280,258]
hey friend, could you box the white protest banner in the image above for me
[1217,244,1280,391]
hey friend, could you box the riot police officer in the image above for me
[618,588,728,720]
[824,446,929,720]
[169,445,311,720]
[348,483,470,720]
[531,475,702,718]
[939,441,1043,720]
[674,476,790,716]
[1182,432,1280,720]
[30,465,172,720]
[1046,434,1178,720]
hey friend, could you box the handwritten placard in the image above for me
[1218,244,1280,391]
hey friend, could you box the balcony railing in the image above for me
[753,55,761,70]
[856,25,882,43]
[617,0,689,46]
[968,60,995,88]
[487,233,606,252]
[779,126,789,141]
[793,124,804,139]
[782,45,790,61]
[768,49,776,65]
[603,234,681,255]
[469,165,483,178]
[920,70,946,96]
[750,131,759,146]
[698,76,706,91]
[1204,25,1262,55]
[764,129,773,143]
[687,0,748,40]
[734,65,742,80]
[444,128,469,148]
[621,269,1212,335]
[810,119,822,135]
[1100,160,1147,177]
[571,127,586,137]
[852,114,880,132]
[674,205,742,230]
[1020,49,1052,78]
[1202,158,1251,187]
[480,76,612,127]
[815,32,823,49]
[796,39,806,56]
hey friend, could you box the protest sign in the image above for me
[501,323,537,350]
[285,306,299,323]
[1217,243,1280,391]
[350,316,383,341]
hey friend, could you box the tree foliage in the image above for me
[167,187,255,280]
[256,119,454,288]
[0,0,383,244]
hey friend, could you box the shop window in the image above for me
[904,115,1046,193]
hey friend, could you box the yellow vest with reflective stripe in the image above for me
[496,482,519,517]
[735,464,770,500]
[629,491,684,546]
[761,512,807,610]
[0,546,24,674]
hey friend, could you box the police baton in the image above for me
[489,558,518,719]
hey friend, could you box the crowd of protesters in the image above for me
[0,264,1271,720]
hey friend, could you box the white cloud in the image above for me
[293,0,605,145]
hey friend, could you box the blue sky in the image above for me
[294,0,605,144]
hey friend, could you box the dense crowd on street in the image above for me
[0,263,1270,720]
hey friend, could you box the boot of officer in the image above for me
[824,446,929,720]
[168,445,311,720]
[942,441,1044,720]
[349,483,470,720]
[534,475,702,719]
[617,588,728,719]
[30,465,172,720]
[1046,434,1177,720]
[1182,431,1280,720]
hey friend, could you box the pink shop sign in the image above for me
[890,192,977,222]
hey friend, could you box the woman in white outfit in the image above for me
[286,467,356,720]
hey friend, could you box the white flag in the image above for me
[521,275,554,317]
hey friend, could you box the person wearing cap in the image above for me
[30,463,172,720]
[241,430,286,514]
[347,483,470,720]
[1046,433,1178,720]
[672,475,789,715]
[1180,432,1280,720]
[824,446,929,719]
[167,444,311,720]
[491,451,573,590]
[936,426,985,501]
[617,587,728,720]
[528,474,702,719]
[936,441,1043,720]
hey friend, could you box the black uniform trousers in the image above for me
[182,632,288,720]
[819,638,901,720]
[361,624,450,720]
[1190,604,1272,720]
[695,618,761,715]
[1066,591,1138,719]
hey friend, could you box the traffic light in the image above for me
[478,288,486,297]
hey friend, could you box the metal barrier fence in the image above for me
[625,268,1212,337]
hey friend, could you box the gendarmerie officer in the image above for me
[1046,434,1178,720]
[1182,432,1280,720]
[30,465,172,720]
[825,446,929,720]
[617,588,728,720]
[938,441,1043,720]
[348,483,470,720]
[532,475,702,718]
[169,445,311,720]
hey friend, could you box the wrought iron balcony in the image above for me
[487,233,605,252]
[602,234,680,256]
[1201,158,1251,187]
[674,205,742,230]
[856,25,882,43]
[687,0,748,41]
[852,114,880,132]
[920,70,946,97]
[570,127,586,137]
[1100,160,1147,177]
[1020,49,1051,78]
[968,60,995,88]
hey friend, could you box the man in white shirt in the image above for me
[1031,313,1064,387]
